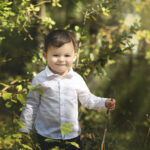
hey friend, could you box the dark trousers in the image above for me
[37,133,82,150]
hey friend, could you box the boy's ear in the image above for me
[73,53,77,62]
[43,52,47,60]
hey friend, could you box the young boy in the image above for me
[20,29,116,150]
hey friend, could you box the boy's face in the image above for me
[44,42,77,76]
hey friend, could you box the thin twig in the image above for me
[10,80,18,85]
[0,80,18,97]
[101,98,113,150]
[147,127,150,137]
[75,42,81,68]
[23,26,34,40]
[144,127,150,147]
[101,110,110,150]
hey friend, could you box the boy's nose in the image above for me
[58,56,64,61]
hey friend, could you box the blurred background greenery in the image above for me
[0,0,150,149]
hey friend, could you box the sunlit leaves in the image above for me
[16,85,23,92]
[1,91,12,101]
[60,123,73,136]
[28,84,45,97]
[136,30,150,44]
[33,87,45,97]
[101,4,110,16]
[75,25,80,31]
[0,0,56,41]
[45,138,80,149]
[51,146,59,150]
[0,80,29,109]
[0,2,12,8]
[145,51,150,61]
[83,68,91,77]
[41,17,56,29]
[17,94,26,105]
[52,0,62,7]
[21,144,32,150]
[90,53,95,61]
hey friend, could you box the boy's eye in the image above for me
[65,55,71,57]
[53,54,59,57]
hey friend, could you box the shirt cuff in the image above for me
[99,98,107,110]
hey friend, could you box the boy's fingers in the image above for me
[106,98,116,110]
[109,100,115,106]
[108,105,115,111]
[111,99,116,103]
[108,99,116,110]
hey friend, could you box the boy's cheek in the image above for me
[49,57,56,62]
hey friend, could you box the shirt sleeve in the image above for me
[76,75,107,110]
[19,77,41,133]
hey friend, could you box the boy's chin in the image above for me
[52,69,68,76]
[58,71,68,76]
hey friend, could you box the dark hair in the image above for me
[44,29,77,52]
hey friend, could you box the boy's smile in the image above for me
[44,42,77,76]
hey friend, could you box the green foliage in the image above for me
[0,0,55,35]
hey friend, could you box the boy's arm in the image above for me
[20,78,41,133]
[77,75,111,110]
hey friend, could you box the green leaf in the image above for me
[60,123,73,136]
[103,11,109,16]
[4,135,12,142]
[13,119,26,129]
[81,36,87,40]
[101,68,107,76]
[34,6,40,12]
[84,68,91,76]
[91,16,96,21]
[22,144,32,150]
[12,133,22,138]
[17,94,26,104]
[45,138,55,142]
[0,82,9,87]
[66,141,80,148]
[27,85,35,90]
[19,120,26,128]
[2,91,12,100]
[28,84,44,96]
[32,88,44,96]
[90,53,94,61]
[75,26,79,31]
[51,146,59,150]
[16,84,23,92]
[11,99,17,103]
[5,101,12,108]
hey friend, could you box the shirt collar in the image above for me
[45,66,74,78]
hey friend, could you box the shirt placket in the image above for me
[58,78,65,139]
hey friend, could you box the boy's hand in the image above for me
[105,98,116,111]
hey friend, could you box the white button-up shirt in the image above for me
[20,66,107,140]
